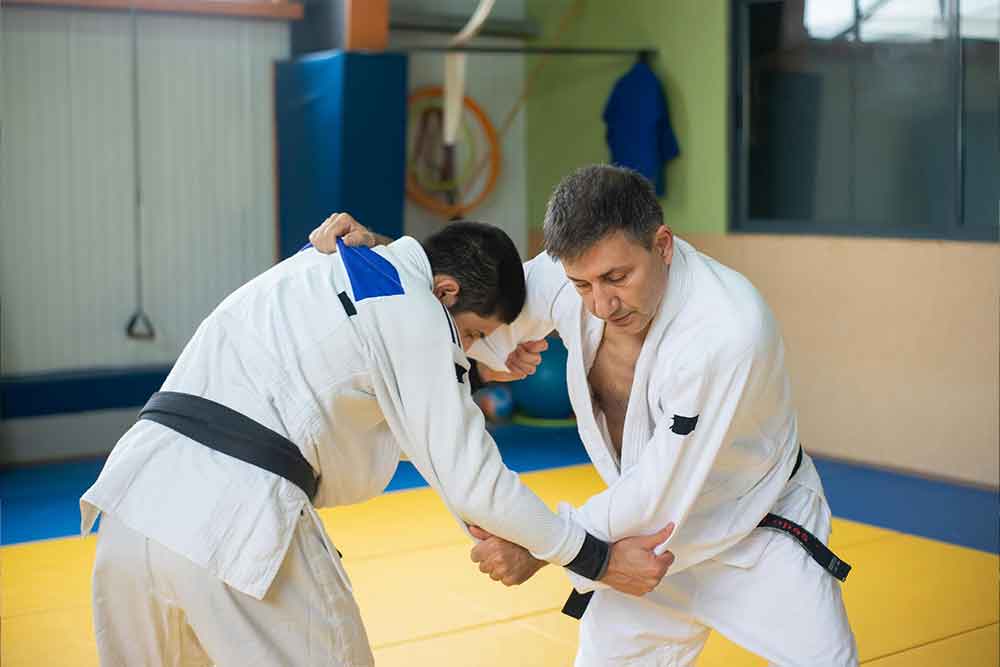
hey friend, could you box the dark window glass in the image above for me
[733,0,998,241]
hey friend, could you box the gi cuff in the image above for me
[564,531,610,582]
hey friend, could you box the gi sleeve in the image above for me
[364,296,590,567]
[568,341,784,584]
[467,252,572,371]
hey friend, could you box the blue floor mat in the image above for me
[2,427,995,554]
[813,458,998,553]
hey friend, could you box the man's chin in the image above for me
[608,312,654,335]
[608,313,635,328]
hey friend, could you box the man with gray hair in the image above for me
[310,165,858,666]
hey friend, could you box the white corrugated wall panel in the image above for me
[0,9,287,374]
[137,15,286,359]
[1,9,135,374]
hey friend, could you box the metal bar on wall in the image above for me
[398,46,656,57]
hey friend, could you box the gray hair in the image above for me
[542,164,663,261]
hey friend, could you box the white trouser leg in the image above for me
[92,509,374,667]
[92,513,212,667]
[575,587,710,666]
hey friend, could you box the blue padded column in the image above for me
[275,51,407,259]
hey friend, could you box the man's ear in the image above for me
[432,275,461,308]
[653,225,674,264]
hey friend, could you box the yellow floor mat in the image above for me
[2,464,996,666]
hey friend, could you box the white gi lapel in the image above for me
[620,241,692,470]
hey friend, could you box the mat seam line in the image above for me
[859,621,999,663]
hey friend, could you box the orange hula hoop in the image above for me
[406,86,501,220]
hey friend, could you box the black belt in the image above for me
[756,446,851,583]
[138,391,319,501]
[561,445,851,620]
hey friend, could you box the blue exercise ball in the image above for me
[509,336,573,419]
[473,384,515,424]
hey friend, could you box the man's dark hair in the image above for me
[422,221,526,323]
[543,164,663,261]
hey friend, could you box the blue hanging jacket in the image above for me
[603,61,680,197]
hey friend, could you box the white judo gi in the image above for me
[81,237,588,666]
[471,238,858,666]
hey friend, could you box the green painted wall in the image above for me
[524,0,729,238]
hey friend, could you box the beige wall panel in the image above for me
[688,233,999,488]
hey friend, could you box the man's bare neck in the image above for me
[603,320,652,346]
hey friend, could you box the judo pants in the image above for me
[575,461,859,667]
[91,510,374,667]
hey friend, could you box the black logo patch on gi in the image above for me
[455,363,468,384]
[670,414,699,436]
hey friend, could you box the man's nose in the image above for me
[592,284,618,320]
